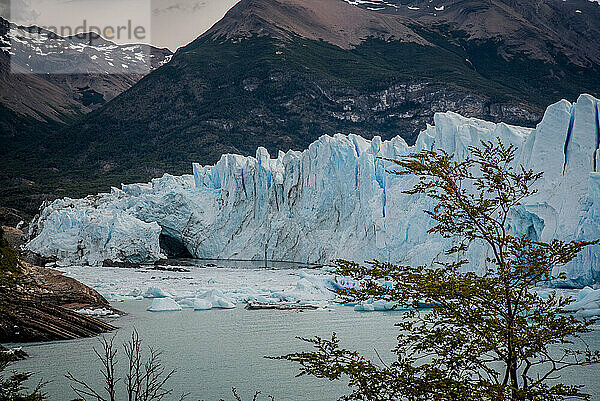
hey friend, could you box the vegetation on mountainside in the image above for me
[2,28,600,217]
[0,228,21,276]
[276,141,600,400]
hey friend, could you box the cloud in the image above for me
[192,2,207,11]
[5,0,42,24]
[150,0,238,49]
[0,0,9,18]
[152,0,207,15]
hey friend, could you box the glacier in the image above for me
[26,94,600,287]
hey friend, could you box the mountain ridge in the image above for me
[0,16,172,123]
[2,0,599,218]
[202,0,430,49]
[340,0,600,66]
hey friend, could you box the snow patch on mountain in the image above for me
[27,94,600,287]
[2,19,172,73]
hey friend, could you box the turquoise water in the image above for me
[10,300,600,400]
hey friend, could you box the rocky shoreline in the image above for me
[0,226,117,343]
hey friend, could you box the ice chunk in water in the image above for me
[193,298,213,310]
[197,289,236,309]
[147,298,182,312]
[565,287,600,315]
[354,303,375,312]
[144,287,173,298]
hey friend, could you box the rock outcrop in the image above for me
[0,227,116,343]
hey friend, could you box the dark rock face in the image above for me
[0,228,116,343]
[27,265,110,309]
[0,266,116,342]
[0,303,115,343]
[102,259,143,269]
[0,210,27,229]
[0,263,116,343]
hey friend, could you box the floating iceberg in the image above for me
[144,287,173,298]
[564,286,600,316]
[354,299,397,312]
[193,298,213,310]
[195,289,236,309]
[75,307,118,317]
[147,297,182,312]
[27,95,600,286]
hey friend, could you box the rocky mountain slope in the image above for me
[0,16,172,217]
[0,16,172,124]
[2,0,600,216]
[343,0,600,66]
[204,0,429,48]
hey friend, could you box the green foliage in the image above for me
[0,372,45,401]
[0,228,22,277]
[2,31,600,217]
[410,24,600,108]
[0,348,46,401]
[276,140,600,400]
[77,87,106,108]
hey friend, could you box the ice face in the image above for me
[27,94,600,286]
[26,196,163,266]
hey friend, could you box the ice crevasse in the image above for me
[27,94,600,287]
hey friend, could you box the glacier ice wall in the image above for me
[27,94,600,286]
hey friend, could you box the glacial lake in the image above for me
[11,300,600,401]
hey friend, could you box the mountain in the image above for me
[26,94,600,287]
[0,17,172,124]
[0,16,172,218]
[343,0,600,66]
[203,0,429,48]
[3,0,600,216]
[208,0,600,66]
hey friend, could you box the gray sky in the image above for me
[1,0,241,50]
[151,0,240,49]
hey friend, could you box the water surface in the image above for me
[12,300,600,400]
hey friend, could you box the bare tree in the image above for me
[66,330,185,401]
[221,388,274,401]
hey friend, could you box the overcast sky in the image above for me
[1,0,241,50]
[151,0,240,49]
